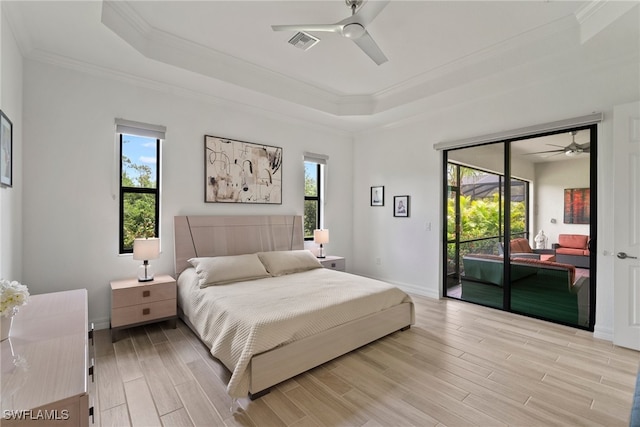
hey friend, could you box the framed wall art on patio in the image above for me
[204,135,282,204]
[563,188,589,224]
[371,186,384,206]
[0,110,13,187]
[394,195,410,217]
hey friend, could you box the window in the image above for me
[116,119,165,254]
[303,153,327,240]
[446,162,529,271]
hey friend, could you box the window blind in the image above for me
[115,118,166,140]
[303,152,328,165]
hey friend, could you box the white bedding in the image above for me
[177,267,414,398]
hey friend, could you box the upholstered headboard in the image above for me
[174,215,304,276]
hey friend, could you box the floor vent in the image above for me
[288,32,320,51]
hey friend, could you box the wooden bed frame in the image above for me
[174,215,413,399]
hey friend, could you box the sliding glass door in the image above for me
[443,126,595,330]
[446,144,506,309]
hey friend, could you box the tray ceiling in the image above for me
[3,1,639,132]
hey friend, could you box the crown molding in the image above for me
[374,13,578,99]
[2,1,34,56]
[101,0,373,116]
[100,0,587,118]
[355,47,639,138]
[10,0,635,130]
[26,47,354,138]
[575,0,638,43]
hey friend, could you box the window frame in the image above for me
[119,133,161,254]
[441,122,597,330]
[304,161,323,241]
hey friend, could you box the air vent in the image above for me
[288,32,320,51]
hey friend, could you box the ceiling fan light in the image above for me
[342,23,365,39]
[565,150,580,156]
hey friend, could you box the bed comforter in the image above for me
[177,267,414,397]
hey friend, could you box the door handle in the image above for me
[617,252,638,259]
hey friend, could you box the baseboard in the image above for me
[353,273,440,300]
[593,324,613,342]
[396,283,440,299]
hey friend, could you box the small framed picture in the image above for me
[371,186,384,206]
[394,195,410,217]
[0,110,12,187]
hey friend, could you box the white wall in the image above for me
[22,60,353,328]
[0,8,23,282]
[352,119,443,298]
[534,157,590,244]
[351,55,638,337]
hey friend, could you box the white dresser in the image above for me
[1,289,93,426]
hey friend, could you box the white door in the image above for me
[613,100,640,350]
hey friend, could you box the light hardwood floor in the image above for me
[93,294,639,426]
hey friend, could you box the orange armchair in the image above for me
[498,238,556,261]
[498,238,537,259]
[553,234,590,268]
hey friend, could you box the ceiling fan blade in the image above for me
[524,149,565,155]
[338,0,390,27]
[352,31,388,65]
[271,24,342,33]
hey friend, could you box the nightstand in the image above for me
[319,256,346,272]
[110,274,177,342]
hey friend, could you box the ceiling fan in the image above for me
[527,131,590,157]
[271,0,389,65]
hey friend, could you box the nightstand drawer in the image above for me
[111,298,177,327]
[320,257,345,271]
[112,281,176,308]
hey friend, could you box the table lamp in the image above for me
[313,229,329,259]
[133,237,160,282]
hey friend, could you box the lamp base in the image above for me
[316,244,326,258]
[137,262,155,282]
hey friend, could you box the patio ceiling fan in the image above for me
[271,0,389,65]
[527,131,590,157]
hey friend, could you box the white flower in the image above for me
[0,279,30,318]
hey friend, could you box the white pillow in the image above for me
[257,250,323,276]
[188,254,270,288]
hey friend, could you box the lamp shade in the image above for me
[313,229,329,244]
[133,238,160,260]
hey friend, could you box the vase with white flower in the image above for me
[1,279,30,341]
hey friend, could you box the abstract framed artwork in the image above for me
[394,195,410,217]
[204,135,282,204]
[564,188,590,224]
[0,110,12,187]
[371,186,384,206]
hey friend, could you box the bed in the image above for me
[174,215,414,399]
